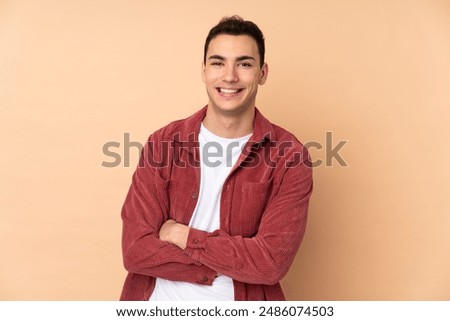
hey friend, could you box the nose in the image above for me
[223,64,238,83]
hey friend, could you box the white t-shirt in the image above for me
[149,123,252,301]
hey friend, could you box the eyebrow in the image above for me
[208,55,256,61]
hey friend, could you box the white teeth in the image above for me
[219,88,240,93]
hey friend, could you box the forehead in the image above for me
[207,34,259,58]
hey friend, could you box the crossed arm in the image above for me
[122,139,312,286]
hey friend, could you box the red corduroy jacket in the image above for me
[120,107,313,300]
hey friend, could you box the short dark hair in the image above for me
[204,16,265,68]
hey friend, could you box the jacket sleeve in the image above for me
[121,134,217,284]
[183,146,313,285]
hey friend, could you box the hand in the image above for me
[159,219,189,250]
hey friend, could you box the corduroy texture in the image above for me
[120,107,313,300]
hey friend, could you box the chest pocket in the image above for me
[238,178,274,237]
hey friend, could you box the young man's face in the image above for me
[202,34,268,117]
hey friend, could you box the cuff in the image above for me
[196,265,217,286]
[184,227,209,261]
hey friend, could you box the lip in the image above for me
[216,87,244,98]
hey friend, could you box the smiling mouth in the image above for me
[217,87,243,94]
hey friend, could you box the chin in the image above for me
[208,96,253,115]
[217,105,252,116]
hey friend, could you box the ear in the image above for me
[259,63,269,85]
[201,60,206,83]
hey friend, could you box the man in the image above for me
[120,16,313,301]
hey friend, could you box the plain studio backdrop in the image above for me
[0,0,449,300]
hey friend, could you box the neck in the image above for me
[203,106,255,138]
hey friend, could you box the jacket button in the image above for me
[202,276,208,282]
[193,239,199,244]
[192,192,198,199]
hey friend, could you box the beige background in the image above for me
[1,0,449,300]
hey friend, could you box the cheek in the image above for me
[204,69,221,80]
[240,73,260,85]
[205,75,218,86]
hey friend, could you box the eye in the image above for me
[238,62,252,67]
[210,61,223,66]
